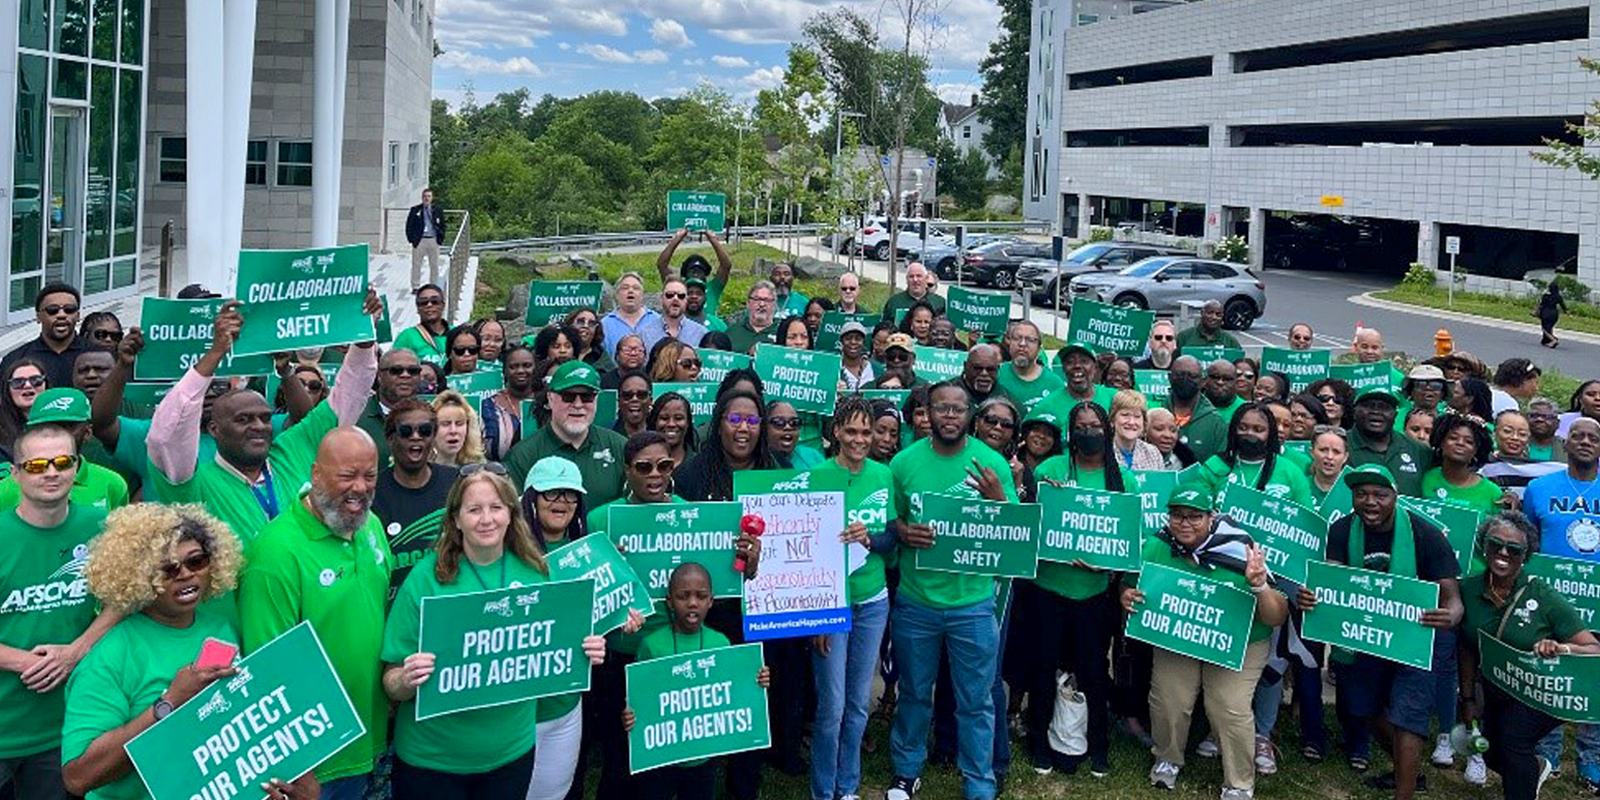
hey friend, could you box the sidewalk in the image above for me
[1349,291,1600,347]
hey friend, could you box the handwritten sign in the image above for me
[735,469,850,640]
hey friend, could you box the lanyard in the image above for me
[465,556,506,592]
[249,465,280,520]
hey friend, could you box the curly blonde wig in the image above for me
[84,503,244,614]
[431,389,487,466]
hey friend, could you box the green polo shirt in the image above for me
[1460,571,1586,652]
[724,313,778,355]
[995,363,1064,415]
[1420,469,1504,516]
[393,326,446,363]
[1031,459,1112,600]
[111,415,289,485]
[1034,384,1120,422]
[0,506,105,759]
[238,496,392,782]
[1175,326,1242,352]
[503,424,628,510]
[1190,455,1313,508]
[356,398,391,468]
[880,290,946,324]
[890,436,1017,609]
[381,552,546,774]
[1136,535,1277,644]
[1346,427,1433,497]
[151,402,343,545]
[0,462,127,513]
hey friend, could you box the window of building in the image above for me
[1077,14,1098,25]
[408,142,420,181]
[245,140,267,185]
[388,141,399,186]
[158,136,185,183]
[962,125,971,139]
[277,141,312,186]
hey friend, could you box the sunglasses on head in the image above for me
[8,375,45,390]
[1483,536,1528,557]
[42,304,79,316]
[630,457,676,476]
[385,365,423,377]
[980,413,1017,430]
[159,550,213,580]
[91,329,123,342]
[395,422,435,439]
[459,462,508,478]
[557,390,597,405]
[768,416,801,431]
[452,345,480,356]
[19,454,77,474]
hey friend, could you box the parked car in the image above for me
[1263,215,1412,273]
[915,234,1023,280]
[1068,257,1266,330]
[1018,242,1194,307]
[957,240,1057,289]
[857,217,953,261]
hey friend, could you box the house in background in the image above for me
[938,94,998,179]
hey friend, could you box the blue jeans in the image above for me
[1431,629,1458,736]
[1537,723,1600,769]
[321,775,370,800]
[1253,660,1327,753]
[811,597,891,800]
[891,596,999,800]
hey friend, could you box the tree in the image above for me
[803,10,881,149]
[1532,57,1600,177]
[756,46,829,238]
[643,86,768,229]
[937,140,990,210]
[976,0,1029,166]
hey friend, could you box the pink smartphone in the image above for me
[196,638,239,669]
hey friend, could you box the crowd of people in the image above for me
[1,230,1599,800]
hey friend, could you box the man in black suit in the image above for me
[406,188,445,287]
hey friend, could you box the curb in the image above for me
[1347,292,1600,347]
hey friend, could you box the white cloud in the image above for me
[934,82,979,105]
[635,49,670,64]
[434,0,625,50]
[577,43,636,63]
[435,50,545,77]
[737,65,786,94]
[558,42,572,51]
[711,55,751,69]
[683,57,705,66]
[650,18,694,48]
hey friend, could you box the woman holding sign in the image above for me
[1190,402,1312,507]
[380,468,608,800]
[1456,511,1599,800]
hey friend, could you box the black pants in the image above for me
[763,637,812,774]
[707,598,764,800]
[391,747,535,800]
[1482,684,1564,800]
[1021,582,1112,763]
[638,760,718,800]
[1541,314,1559,344]
[592,650,637,800]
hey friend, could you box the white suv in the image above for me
[856,217,952,261]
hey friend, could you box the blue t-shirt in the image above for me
[1522,471,1600,561]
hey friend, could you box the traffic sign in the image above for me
[1445,236,1461,255]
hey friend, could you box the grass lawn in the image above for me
[1374,285,1600,337]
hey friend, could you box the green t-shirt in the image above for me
[381,552,547,774]
[392,325,446,364]
[890,436,1018,609]
[634,624,735,769]
[1528,443,1557,462]
[586,497,677,656]
[0,506,105,758]
[1419,469,1504,516]
[1175,326,1242,352]
[111,415,288,485]
[61,609,237,800]
[1347,428,1434,498]
[1034,384,1120,423]
[238,497,392,782]
[1191,455,1313,508]
[1136,536,1277,644]
[0,462,127,513]
[503,425,628,512]
[1214,396,1246,426]
[150,402,341,546]
[880,291,946,324]
[1459,572,1587,652]
[995,363,1064,415]
[1031,458,1113,600]
[724,314,778,356]
[814,458,896,604]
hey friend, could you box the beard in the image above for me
[310,483,374,536]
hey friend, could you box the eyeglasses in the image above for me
[570,317,597,328]
[1483,536,1528,557]
[979,414,1017,431]
[395,422,435,439]
[416,296,443,307]
[539,489,580,505]
[619,389,651,401]
[931,403,969,417]
[91,329,123,343]
[677,358,701,370]
[840,284,859,292]
[1151,334,1176,342]
[159,550,213,580]
[885,350,912,363]
[630,458,676,476]
[557,389,597,405]
[662,291,687,300]
[42,304,79,316]
[768,416,801,431]
[8,375,45,390]
[1008,335,1040,345]
[459,462,509,478]
[451,346,480,356]
[18,454,77,474]
[300,381,326,394]
[384,365,424,377]
[727,412,762,427]
[749,296,774,306]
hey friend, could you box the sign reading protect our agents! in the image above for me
[1066,298,1154,357]
[666,191,727,232]
[611,502,745,600]
[625,643,770,772]
[1124,562,1257,670]
[1302,560,1438,669]
[1036,484,1142,572]
[547,534,655,636]
[698,350,752,386]
[911,493,1042,578]
[233,244,374,356]
[525,281,605,327]
[1478,631,1600,724]
[136,298,276,382]
[754,344,840,416]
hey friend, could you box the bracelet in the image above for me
[1250,582,1270,594]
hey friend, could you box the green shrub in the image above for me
[1553,274,1592,303]
[1213,235,1248,264]
[1087,226,1115,243]
[1399,262,1435,290]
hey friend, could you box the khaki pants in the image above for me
[1149,639,1269,792]
[411,239,441,287]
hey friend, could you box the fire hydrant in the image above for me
[1434,328,1454,357]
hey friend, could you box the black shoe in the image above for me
[1364,772,1427,793]
[1090,756,1110,778]
[885,776,921,800]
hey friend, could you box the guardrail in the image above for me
[468,219,1050,255]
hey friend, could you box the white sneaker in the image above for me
[1149,760,1180,790]
[1254,736,1278,775]
[1463,754,1488,786]
[1196,734,1220,758]
[1537,755,1554,798]
[1219,788,1254,800]
[1432,733,1455,767]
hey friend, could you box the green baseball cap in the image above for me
[1354,386,1400,406]
[548,361,600,393]
[1168,485,1213,512]
[1058,342,1097,361]
[28,388,89,425]
[524,456,587,494]
[685,277,707,290]
[1343,463,1396,491]
[1020,408,1062,435]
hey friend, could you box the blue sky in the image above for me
[431,0,1000,109]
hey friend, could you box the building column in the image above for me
[1077,193,1091,239]
[186,0,225,293]
[1247,207,1266,270]
[312,0,351,247]
[0,0,19,285]
[1417,220,1439,272]
[1577,223,1600,288]
[220,0,258,287]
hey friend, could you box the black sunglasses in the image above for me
[980,413,1017,431]
[91,329,123,342]
[385,365,424,377]
[395,422,436,439]
[42,304,79,316]
[452,346,480,356]
[160,550,212,579]
[768,416,801,431]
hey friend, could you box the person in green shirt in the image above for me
[1421,413,1504,515]
[656,229,733,332]
[0,389,127,512]
[238,428,392,795]
[724,281,781,356]
[382,466,607,800]
[994,321,1062,415]
[1163,356,1229,464]
[1346,387,1434,498]
[391,284,449,364]
[769,261,811,318]
[1037,343,1118,422]
[1174,300,1243,353]
[1190,402,1313,508]
[1123,486,1287,798]
[1203,359,1245,425]
[1525,399,1567,463]
[1455,511,1600,800]
[886,382,1015,800]
[879,262,947,324]
[503,361,628,508]
[0,425,119,798]
[62,504,315,800]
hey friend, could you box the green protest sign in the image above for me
[446,368,504,409]
[912,345,966,383]
[911,493,1042,578]
[547,533,655,635]
[612,502,744,599]
[1479,631,1600,724]
[1303,560,1439,669]
[1184,345,1246,364]
[375,297,393,344]
[1037,484,1141,572]
[1399,496,1483,575]
[816,312,877,352]
[754,344,840,416]
[1260,347,1330,394]
[1318,468,1354,524]
[734,469,850,639]
[1066,298,1154,357]
[626,643,770,772]
[415,579,596,720]
[135,298,276,381]
[1525,554,1600,630]
[1125,562,1257,670]
[859,389,910,408]
[121,382,176,409]
[123,623,364,800]
[233,244,374,357]
[653,382,717,424]
[525,281,605,327]
[596,389,617,428]
[1218,484,1328,585]
[1331,362,1393,394]
[666,191,727,232]
[946,286,1012,336]
[1130,470,1178,538]
[699,350,751,385]
[1135,369,1170,403]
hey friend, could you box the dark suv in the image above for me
[956,240,1055,289]
[1018,242,1194,307]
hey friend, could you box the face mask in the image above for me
[1235,437,1271,460]
[1073,431,1107,456]
[1170,374,1200,401]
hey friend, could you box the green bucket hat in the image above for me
[28,388,90,425]
[524,456,587,494]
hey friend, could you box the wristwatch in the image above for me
[152,694,175,721]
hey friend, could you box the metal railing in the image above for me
[446,210,470,322]
[467,219,1049,254]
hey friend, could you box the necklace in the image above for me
[1565,468,1600,503]
[464,553,506,592]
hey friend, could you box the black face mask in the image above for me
[1235,436,1271,460]
[1170,374,1200,402]
[1073,431,1107,456]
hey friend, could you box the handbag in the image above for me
[1047,671,1088,756]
